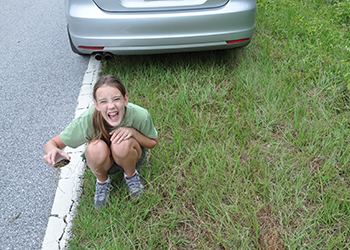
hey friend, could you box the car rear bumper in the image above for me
[66,0,256,55]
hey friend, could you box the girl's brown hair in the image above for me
[91,75,127,144]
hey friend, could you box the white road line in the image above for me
[41,56,101,250]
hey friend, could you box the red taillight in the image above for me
[78,46,104,50]
[226,38,250,44]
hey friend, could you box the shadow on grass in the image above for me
[103,47,248,75]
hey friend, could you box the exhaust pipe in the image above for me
[104,52,114,61]
[94,52,103,61]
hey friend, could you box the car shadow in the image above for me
[103,47,248,75]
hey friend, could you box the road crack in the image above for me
[0,212,21,233]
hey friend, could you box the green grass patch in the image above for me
[68,0,350,249]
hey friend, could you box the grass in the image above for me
[68,0,350,249]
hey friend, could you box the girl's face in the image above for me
[94,85,129,127]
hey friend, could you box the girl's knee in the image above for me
[111,139,140,159]
[86,140,110,159]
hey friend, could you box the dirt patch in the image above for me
[257,205,284,250]
[309,155,325,174]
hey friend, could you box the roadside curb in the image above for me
[41,56,101,250]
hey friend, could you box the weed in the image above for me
[68,0,350,249]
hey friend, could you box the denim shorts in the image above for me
[107,146,147,175]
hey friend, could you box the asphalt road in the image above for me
[0,0,89,249]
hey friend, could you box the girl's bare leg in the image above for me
[110,138,142,176]
[85,140,113,182]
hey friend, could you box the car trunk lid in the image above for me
[92,0,229,12]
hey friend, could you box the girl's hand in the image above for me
[110,127,135,144]
[43,148,70,167]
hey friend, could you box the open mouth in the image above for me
[108,111,119,122]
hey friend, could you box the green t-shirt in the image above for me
[60,103,158,148]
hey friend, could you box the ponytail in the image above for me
[91,109,111,146]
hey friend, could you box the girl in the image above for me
[43,75,158,209]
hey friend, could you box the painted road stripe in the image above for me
[41,56,101,250]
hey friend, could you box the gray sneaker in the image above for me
[125,171,144,201]
[94,181,111,209]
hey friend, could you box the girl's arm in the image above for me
[110,127,158,149]
[43,135,70,166]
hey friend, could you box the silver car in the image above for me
[65,0,256,58]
